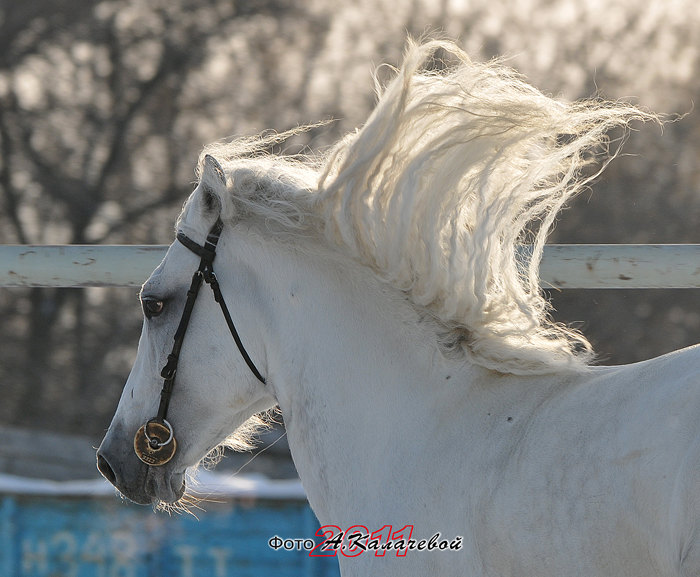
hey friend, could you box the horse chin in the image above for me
[144,468,186,505]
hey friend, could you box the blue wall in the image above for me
[0,495,340,577]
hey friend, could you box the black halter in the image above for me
[133,218,266,467]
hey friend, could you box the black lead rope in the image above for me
[134,217,266,467]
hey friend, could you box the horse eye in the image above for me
[142,297,165,319]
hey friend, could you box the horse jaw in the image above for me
[97,337,276,507]
[96,400,274,506]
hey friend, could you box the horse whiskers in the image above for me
[156,491,210,518]
[230,429,288,478]
[165,430,290,514]
[199,445,226,469]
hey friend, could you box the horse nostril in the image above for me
[97,453,117,486]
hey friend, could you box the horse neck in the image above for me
[255,235,485,524]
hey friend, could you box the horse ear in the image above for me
[200,154,226,212]
[203,154,226,185]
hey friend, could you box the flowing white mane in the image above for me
[198,40,653,375]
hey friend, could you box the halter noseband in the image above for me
[134,217,266,467]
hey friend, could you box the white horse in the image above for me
[97,41,700,576]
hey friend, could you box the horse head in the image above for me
[96,155,278,506]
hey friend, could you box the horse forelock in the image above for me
[189,39,657,375]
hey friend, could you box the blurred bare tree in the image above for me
[0,0,699,437]
[0,0,267,432]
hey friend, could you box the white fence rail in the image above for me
[0,245,166,288]
[0,244,699,289]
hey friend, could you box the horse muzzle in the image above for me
[97,425,185,505]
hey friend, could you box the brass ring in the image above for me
[144,419,174,447]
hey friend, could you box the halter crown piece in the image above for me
[134,212,266,467]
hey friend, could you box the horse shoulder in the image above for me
[470,351,700,577]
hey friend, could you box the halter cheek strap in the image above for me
[175,221,266,386]
[134,217,266,467]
